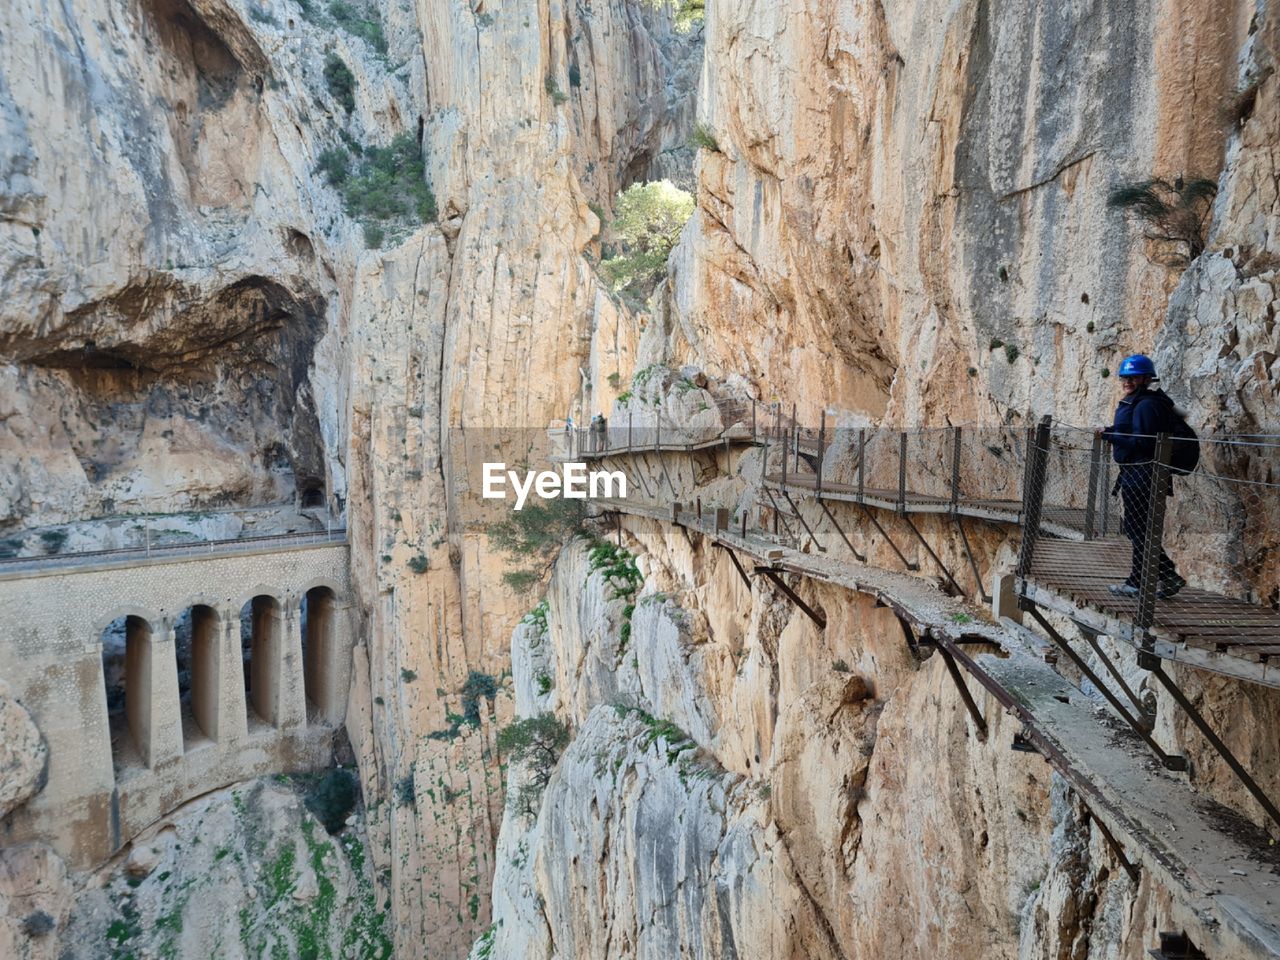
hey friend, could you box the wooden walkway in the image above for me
[561,422,1280,688]
[1022,538,1280,677]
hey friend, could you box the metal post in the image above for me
[1084,432,1103,540]
[791,403,799,474]
[656,415,661,453]
[817,409,826,498]
[781,416,788,486]
[950,427,962,513]
[751,399,756,441]
[628,409,633,453]
[145,518,151,557]
[1100,445,1112,534]
[1136,434,1173,640]
[898,432,908,515]
[857,429,866,502]
[1015,418,1052,583]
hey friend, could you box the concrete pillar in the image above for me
[216,604,248,744]
[277,600,307,729]
[129,621,183,769]
[992,572,1023,624]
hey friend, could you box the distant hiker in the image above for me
[589,413,604,453]
[1098,354,1194,600]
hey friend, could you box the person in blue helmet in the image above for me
[1098,354,1187,599]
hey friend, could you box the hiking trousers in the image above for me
[1119,480,1178,587]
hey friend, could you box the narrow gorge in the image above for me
[1,1,1278,959]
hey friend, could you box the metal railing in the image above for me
[0,527,349,574]
[1016,421,1280,656]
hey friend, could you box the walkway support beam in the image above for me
[934,640,989,740]
[1148,661,1280,832]
[1027,606,1185,771]
[756,567,826,629]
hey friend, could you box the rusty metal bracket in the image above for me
[935,639,989,741]
[716,543,753,590]
[1027,606,1185,771]
[755,566,826,629]
[1148,662,1280,832]
[762,485,800,544]
[859,504,918,571]
[953,517,991,604]
[1081,803,1141,885]
[1076,626,1152,730]
[902,515,964,596]
[780,488,825,553]
[818,499,866,562]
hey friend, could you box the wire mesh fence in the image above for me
[1019,422,1280,658]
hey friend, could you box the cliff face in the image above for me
[3,0,1279,958]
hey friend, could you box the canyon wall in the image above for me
[3,0,1279,958]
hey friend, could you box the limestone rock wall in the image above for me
[647,0,1269,437]
[477,518,1179,960]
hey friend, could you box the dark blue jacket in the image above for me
[1104,388,1174,465]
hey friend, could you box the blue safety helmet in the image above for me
[1117,354,1157,379]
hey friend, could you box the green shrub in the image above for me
[395,773,415,808]
[1004,343,1019,363]
[316,147,351,186]
[38,529,67,554]
[305,768,359,833]
[460,671,499,725]
[536,672,553,695]
[323,53,356,113]
[400,668,417,683]
[1107,176,1218,265]
[544,74,568,106]
[599,181,694,304]
[498,714,570,818]
[329,0,387,53]
[486,498,588,592]
[568,63,582,87]
[406,554,429,573]
[522,600,550,635]
[688,122,718,151]
[318,133,437,243]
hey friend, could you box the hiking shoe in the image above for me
[1157,574,1187,599]
[1108,582,1139,597]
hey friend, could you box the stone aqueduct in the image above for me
[0,539,354,868]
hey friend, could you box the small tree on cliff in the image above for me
[1107,175,1218,266]
[600,180,695,306]
[497,713,570,819]
[485,497,588,592]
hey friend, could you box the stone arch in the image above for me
[300,585,339,722]
[177,603,221,748]
[98,611,181,770]
[100,614,152,771]
[239,594,283,727]
[186,604,220,747]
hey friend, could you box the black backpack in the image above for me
[1147,391,1200,475]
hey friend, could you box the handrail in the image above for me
[0,528,349,573]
